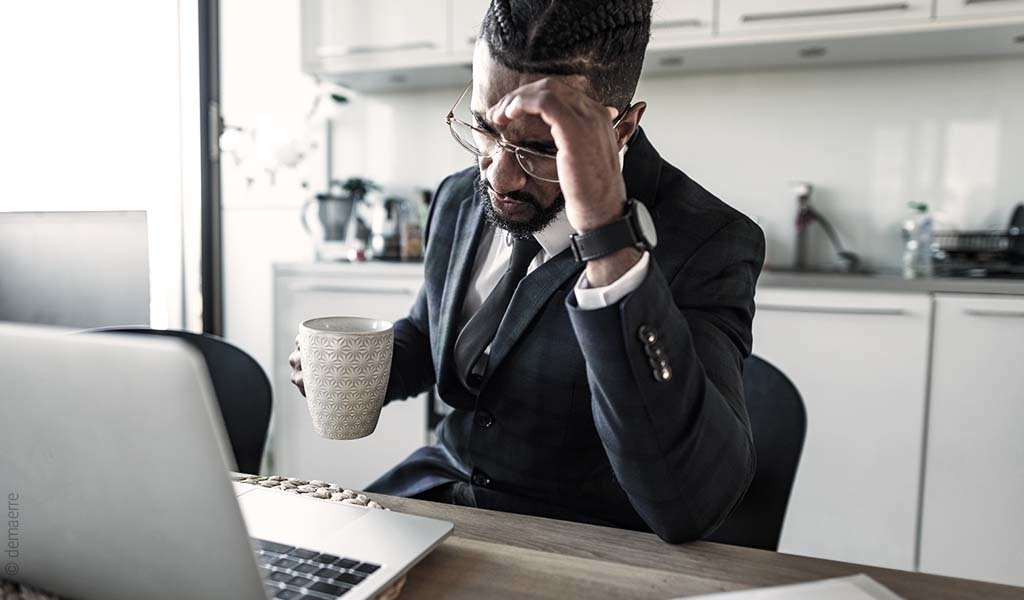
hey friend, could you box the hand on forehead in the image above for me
[471,44,591,141]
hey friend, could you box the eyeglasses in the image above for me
[445,83,628,184]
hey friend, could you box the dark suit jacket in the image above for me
[365,128,766,543]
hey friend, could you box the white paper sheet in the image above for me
[678,575,905,600]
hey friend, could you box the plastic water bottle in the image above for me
[902,202,934,279]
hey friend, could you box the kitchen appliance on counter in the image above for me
[301,177,378,262]
[931,203,1024,278]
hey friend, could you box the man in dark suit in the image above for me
[290,0,765,543]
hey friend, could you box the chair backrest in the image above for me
[86,328,271,474]
[705,355,806,551]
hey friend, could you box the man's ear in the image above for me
[616,101,647,148]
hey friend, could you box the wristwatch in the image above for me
[570,198,658,262]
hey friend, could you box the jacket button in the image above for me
[653,365,672,383]
[471,472,492,487]
[637,325,657,345]
[648,356,668,370]
[644,344,665,360]
[475,410,494,428]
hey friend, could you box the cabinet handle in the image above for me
[652,19,703,30]
[963,308,1024,318]
[757,303,908,316]
[965,0,1020,4]
[741,3,910,23]
[289,283,418,296]
[317,41,437,58]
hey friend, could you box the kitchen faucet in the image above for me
[792,182,860,273]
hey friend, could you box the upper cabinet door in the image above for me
[719,0,934,35]
[304,0,448,69]
[451,0,491,55]
[649,0,715,47]
[936,0,1024,19]
[920,294,1024,587]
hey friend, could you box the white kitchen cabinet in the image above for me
[649,0,715,47]
[272,263,428,490]
[301,0,448,72]
[719,0,934,35]
[752,288,933,570]
[919,294,1024,587]
[302,0,1024,91]
[937,0,1024,19]
[450,0,491,55]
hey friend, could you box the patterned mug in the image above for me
[298,316,394,440]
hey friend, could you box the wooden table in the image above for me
[364,493,1022,600]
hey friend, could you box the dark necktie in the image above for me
[453,235,541,391]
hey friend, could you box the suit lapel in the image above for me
[436,190,486,384]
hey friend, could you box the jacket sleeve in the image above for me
[566,218,765,543]
[383,286,434,403]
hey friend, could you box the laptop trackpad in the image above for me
[237,486,370,549]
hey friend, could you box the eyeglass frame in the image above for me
[444,83,631,184]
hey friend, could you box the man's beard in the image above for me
[478,178,565,240]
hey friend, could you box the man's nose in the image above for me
[482,149,528,195]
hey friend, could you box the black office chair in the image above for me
[705,355,806,551]
[85,327,272,474]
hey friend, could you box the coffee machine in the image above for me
[300,180,363,262]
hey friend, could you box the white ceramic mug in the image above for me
[298,316,394,440]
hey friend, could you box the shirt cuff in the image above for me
[573,251,650,310]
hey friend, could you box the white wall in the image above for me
[220,0,1024,372]
[636,59,1024,270]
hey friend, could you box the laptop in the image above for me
[0,323,453,600]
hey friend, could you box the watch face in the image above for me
[634,201,658,249]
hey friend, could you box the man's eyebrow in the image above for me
[470,110,557,154]
[518,140,558,154]
[470,110,497,133]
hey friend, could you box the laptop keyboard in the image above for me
[253,538,381,599]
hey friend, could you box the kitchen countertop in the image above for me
[276,261,1024,296]
[758,270,1024,296]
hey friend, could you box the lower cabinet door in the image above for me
[752,288,932,569]
[272,267,427,489]
[919,294,1024,587]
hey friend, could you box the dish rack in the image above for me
[933,229,1024,262]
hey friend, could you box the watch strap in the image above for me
[570,213,640,262]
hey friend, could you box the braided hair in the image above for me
[480,0,653,112]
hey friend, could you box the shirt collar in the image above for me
[531,210,575,258]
